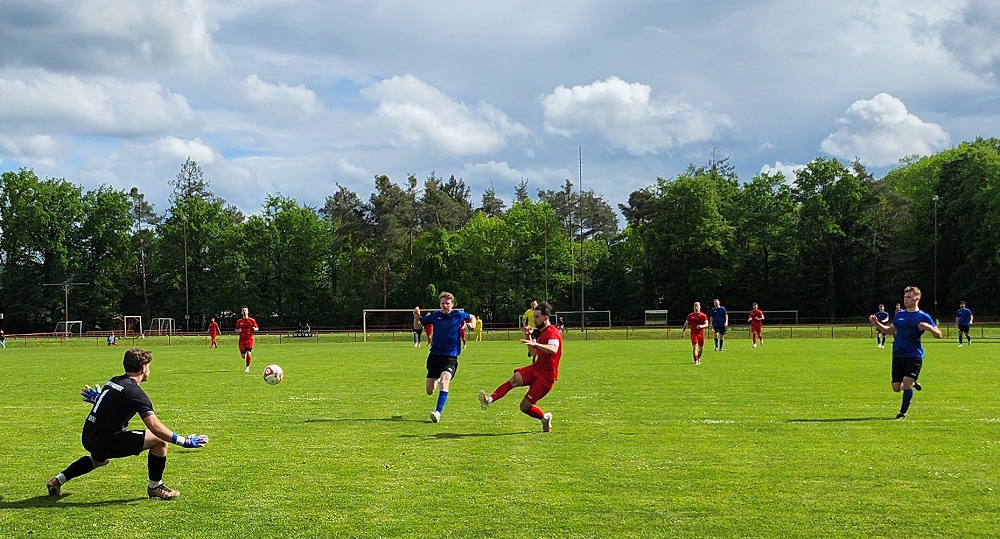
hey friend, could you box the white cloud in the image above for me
[463,160,572,186]
[540,76,733,155]
[0,0,217,75]
[241,74,322,117]
[821,93,950,167]
[335,157,368,179]
[151,136,217,164]
[0,72,201,137]
[760,161,805,182]
[0,134,60,160]
[360,74,529,156]
[920,0,1000,81]
[758,142,776,151]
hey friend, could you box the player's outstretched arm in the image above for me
[413,306,423,329]
[142,414,209,448]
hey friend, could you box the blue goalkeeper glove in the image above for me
[81,384,101,404]
[173,433,209,448]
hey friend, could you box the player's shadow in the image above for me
[400,431,533,439]
[0,494,144,509]
[303,416,426,424]
[786,417,895,423]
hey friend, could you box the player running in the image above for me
[710,298,728,351]
[869,286,942,419]
[236,306,258,373]
[956,301,973,347]
[414,291,476,423]
[873,304,890,349]
[208,317,220,349]
[681,302,710,365]
[478,302,561,432]
[749,303,765,348]
[45,348,209,500]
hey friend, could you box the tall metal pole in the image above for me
[43,282,89,334]
[183,216,190,332]
[579,145,585,331]
[933,195,939,322]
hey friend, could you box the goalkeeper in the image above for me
[46,348,209,500]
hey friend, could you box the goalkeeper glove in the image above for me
[172,433,209,448]
[81,384,101,404]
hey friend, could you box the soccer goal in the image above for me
[123,315,143,337]
[555,310,612,328]
[149,317,176,335]
[644,310,669,326]
[727,310,799,326]
[362,308,466,342]
[54,320,83,337]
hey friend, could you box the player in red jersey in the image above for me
[235,306,258,373]
[749,303,764,348]
[425,322,434,348]
[478,302,561,432]
[208,318,220,349]
[681,301,710,365]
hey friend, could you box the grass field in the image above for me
[1,336,997,538]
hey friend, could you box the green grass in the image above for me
[1,337,997,538]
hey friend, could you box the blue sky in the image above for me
[1,0,998,215]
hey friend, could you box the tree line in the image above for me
[1,138,997,333]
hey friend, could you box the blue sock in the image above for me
[435,391,448,413]
[900,389,914,415]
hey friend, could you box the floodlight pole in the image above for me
[933,194,939,322]
[579,145,585,331]
[183,215,190,332]
[44,282,89,332]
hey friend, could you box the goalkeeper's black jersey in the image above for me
[82,375,155,443]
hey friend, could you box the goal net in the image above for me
[644,310,669,326]
[123,315,143,337]
[727,310,799,327]
[54,320,83,337]
[149,317,176,335]
[555,310,612,328]
[362,308,465,343]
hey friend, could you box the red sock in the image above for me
[525,406,545,419]
[491,381,513,402]
[245,356,251,367]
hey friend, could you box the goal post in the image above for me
[644,310,669,326]
[54,320,83,337]
[149,318,176,335]
[123,315,143,337]
[554,310,612,328]
[362,308,465,343]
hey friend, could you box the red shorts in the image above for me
[515,364,555,404]
[750,323,762,333]
[690,332,705,347]
[240,340,254,354]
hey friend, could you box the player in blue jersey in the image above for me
[955,301,974,347]
[709,298,729,352]
[414,291,476,423]
[873,304,890,349]
[869,286,943,419]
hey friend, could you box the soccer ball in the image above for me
[262,364,284,385]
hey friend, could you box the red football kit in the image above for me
[686,312,708,346]
[749,309,764,330]
[208,321,219,336]
[516,323,562,404]
[236,317,257,353]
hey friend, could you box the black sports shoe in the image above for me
[913,382,922,391]
[895,412,906,420]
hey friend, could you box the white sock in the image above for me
[149,480,163,489]
[56,473,67,485]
